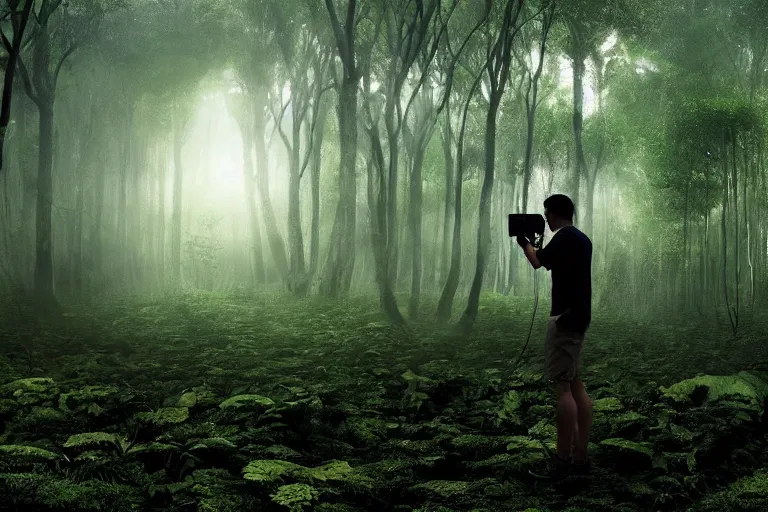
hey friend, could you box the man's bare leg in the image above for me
[554,381,578,460]
[570,377,592,462]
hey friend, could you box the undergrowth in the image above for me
[0,291,766,511]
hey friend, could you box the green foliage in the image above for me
[64,432,122,448]
[135,407,189,425]
[0,294,767,509]
[271,483,320,511]
[219,394,275,409]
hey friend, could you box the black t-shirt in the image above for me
[535,225,592,333]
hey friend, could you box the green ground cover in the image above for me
[0,291,767,511]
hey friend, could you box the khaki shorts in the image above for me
[545,315,586,382]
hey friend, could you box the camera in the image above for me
[508,213,545,248]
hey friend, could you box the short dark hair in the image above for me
[543,194,575,221]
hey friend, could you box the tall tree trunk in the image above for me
[459,94,501,331]
[288,112,307,294]
[436,70,483,321]
[570,44,586,214]
[320,79,357,297]
[309,101,329,279]
[253,100,289,284]
[170,100,184,287]
[731,133,739,331]
[408,140,427,318]
[242,124,264,285]
[34,100,54,299]
[118,111,132,284]
[157,144,166,289]
[72,165,83,292]
[368,134,405,325]
[440,107,454,283]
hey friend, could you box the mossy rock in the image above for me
[660,372,768,407]
[219,394,275,410]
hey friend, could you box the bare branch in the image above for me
[54,42,78,84]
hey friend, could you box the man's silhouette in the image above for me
[517,194,593,480]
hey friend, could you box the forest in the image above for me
[0,0,767,510]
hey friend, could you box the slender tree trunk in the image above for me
[722,136,735,335]
[288,110,307,294]
[570,48,586,214]
[368,136,406,325]
[309,101,328,279]
[253,103,289,283]
[157,144,166,289]
[408,141,427,318]
[170,100,184,287]
[440,107,454,283]
[732,133,739,331]
[437,70,484,321]
[33,99,54,299]
[459,93,501,331]
[242,125,264,285]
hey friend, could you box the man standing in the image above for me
[516,194,593,480]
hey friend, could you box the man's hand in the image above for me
[516,235,531,248]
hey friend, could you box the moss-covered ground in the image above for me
[1,291,768,511]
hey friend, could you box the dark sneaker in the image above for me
[571,457,592,475]
[528,451,572,480]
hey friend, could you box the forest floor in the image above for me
[1,291,768,511]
